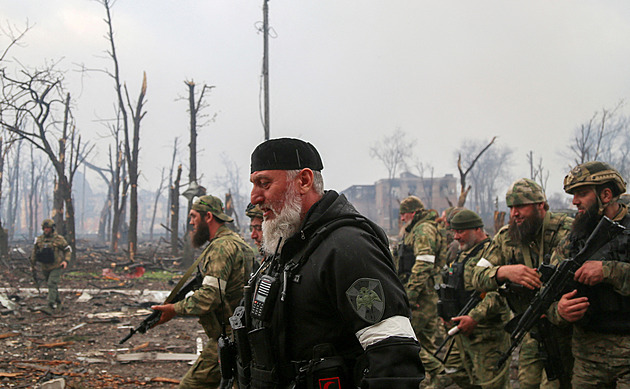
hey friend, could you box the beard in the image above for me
[261,184,303,255]
[507,208,544,243]
[191,219,210,248]
[571,201,601,241]
[458,235,476,252]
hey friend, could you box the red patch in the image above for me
[319,377,341,389]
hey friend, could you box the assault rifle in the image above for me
[119,272,203,344]
[497,216,625,369]
[433,290,484,363]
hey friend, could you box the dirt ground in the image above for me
[1,239,521,389]
[0,240,211,388]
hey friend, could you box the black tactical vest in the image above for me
[574,215,630,334]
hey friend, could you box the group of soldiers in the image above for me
[29,138,630,389]
[399,161,630,389]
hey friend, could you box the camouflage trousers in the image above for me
[571,328,630,388]
[517,330,572,389]
[43,267,62,306]
[411,289,446,376]
[179,337,221,389]
[456,328,511,389]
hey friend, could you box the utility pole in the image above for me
[263,0,270,140]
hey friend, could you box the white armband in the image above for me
[476,258,493,268]
[202,275,227,291]
[416,254,435,264]
[355,315,417,349]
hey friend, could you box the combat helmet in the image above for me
[563,161,626,196]
[505,178,546,207]
[245,203,263,219]
[42,219,55,229]
[399,196,424,214]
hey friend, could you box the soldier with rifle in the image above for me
[470,178,573,389]
[435,209,511,388]
[151,195,255,389]
[548,161,630,388]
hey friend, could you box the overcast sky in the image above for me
[3,1,630,206]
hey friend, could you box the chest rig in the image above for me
[231,215,389,388]
[572,215,630,333]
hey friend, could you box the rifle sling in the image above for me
[164,245,207,303]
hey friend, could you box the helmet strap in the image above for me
[594,187,609,215]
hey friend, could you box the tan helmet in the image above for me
[399,196,424,214]
[42,219,55,229]
[505,178,546,207]
[563,161,626,196]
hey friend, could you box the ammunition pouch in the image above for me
[218,335,237,381]
[436,262,469,320]
[300,344,351,389]
[397,243,415,283]
[500,283,536,315]
[36,246,55,264]
[578,283,630,334]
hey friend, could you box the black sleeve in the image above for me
[356,336,425,388]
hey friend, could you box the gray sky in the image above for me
[3,1,630,204]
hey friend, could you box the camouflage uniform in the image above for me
[547,162,630,388]
[403,206,447,377]
[470,179,573,389]
[459,240,512,389]
[30,220,71,308]
[173,225,254,389]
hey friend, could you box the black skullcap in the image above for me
[250,138,324,173]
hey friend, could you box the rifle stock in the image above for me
[497,216,625,368]
[119,272,203,344]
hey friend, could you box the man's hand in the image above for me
[574,260,604,286]
[496,264,542,289]
[557,289,589,322]
[60,261,68,269]
[151,304,177,326]
[450,315,477,336]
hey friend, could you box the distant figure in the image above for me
[30,219,71,311]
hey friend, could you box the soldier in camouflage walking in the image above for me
[399,196,448,385]
[548,161,630,388]
[30,219,71,311]
[152,195,255,389]
[442,209,511,389]
[470,178,573,389]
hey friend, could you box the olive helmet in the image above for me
[42,219,55,229]
[399,196,424,214]
[505,178,546,207]
[563,161,626,196]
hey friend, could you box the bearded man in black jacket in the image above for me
[228,137,424,389]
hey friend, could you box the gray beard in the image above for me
[261,186,303,255]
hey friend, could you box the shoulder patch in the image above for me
[346,278,385,324]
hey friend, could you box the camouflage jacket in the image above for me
[404,209,446,299]
[174,225,254,339]
[470,211,573,293]
[462,239,511,332]
[30,232,71,272]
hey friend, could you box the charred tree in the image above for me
[171,164,182,255]
[456,136,496,207]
